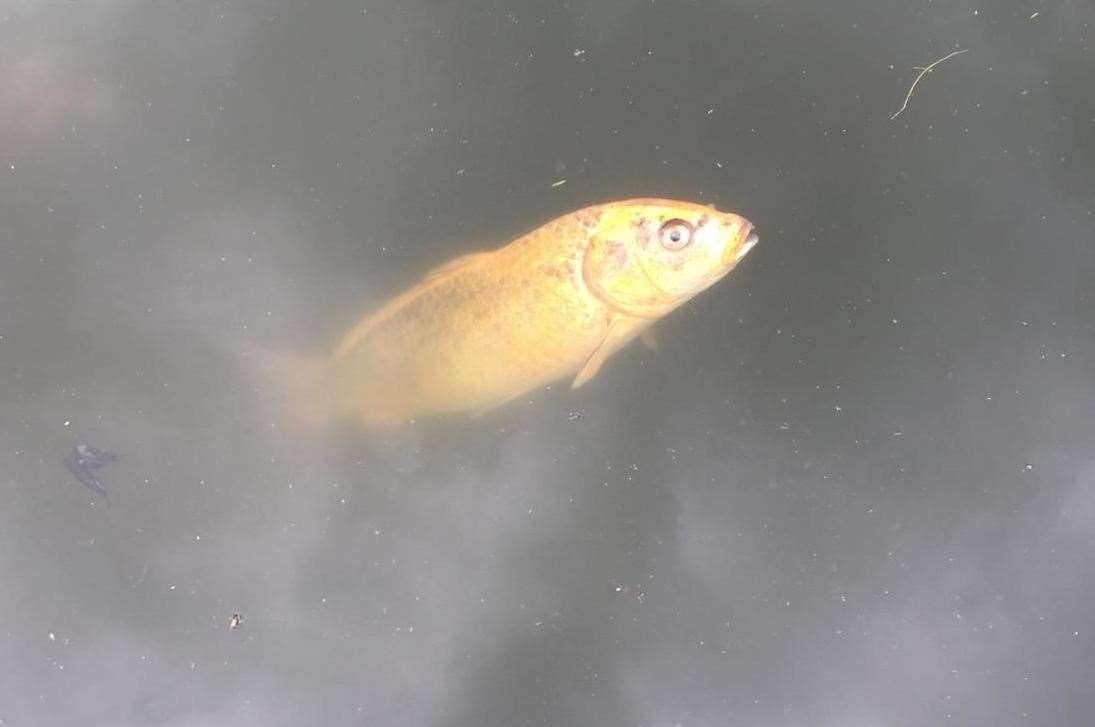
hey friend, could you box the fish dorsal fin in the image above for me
[335,250,492,358]
[572,315,650,389]
[421,250,492,282]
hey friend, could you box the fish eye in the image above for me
[658,219,693,251]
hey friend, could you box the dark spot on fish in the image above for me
[544,260,575,280]
[65,443,119,506]
[633,222,654,251]
[696,214,709,228]
[603,240,628,272]
[576,210,602,230]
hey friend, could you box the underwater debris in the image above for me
[64,443,120,505]
[890,48,969,120]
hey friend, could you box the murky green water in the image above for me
[2,1,1093,725]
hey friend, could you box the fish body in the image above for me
[281,198,756,428]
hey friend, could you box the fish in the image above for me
[64,443,120,505]
[268,198,757,429]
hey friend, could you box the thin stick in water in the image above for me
[890,48,969,120]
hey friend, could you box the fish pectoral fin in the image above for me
[572,349,607,389]
[639,328,658,351]
[572,316,645,389]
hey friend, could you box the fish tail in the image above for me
[246,347,339,435]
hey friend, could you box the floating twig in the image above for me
[890,48,969,120]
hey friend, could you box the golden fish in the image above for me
[275,198,757,429]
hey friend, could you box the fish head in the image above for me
[582,198,757,318]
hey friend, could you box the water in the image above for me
[2,1,1093,725]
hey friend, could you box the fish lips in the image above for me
[722,224,758,266]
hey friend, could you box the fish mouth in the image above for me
[739,229,759,258]
[723,224,759,266]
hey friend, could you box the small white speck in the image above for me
[551,178,567,188]
[48,632,56,641]
[63,420,70,427]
